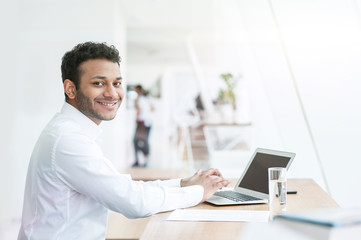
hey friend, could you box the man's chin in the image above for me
[101,117,116,121]
[99,113,118,121]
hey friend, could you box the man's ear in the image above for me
[64,79,76,99]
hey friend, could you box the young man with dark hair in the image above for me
[18,42,229,240]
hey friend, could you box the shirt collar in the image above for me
[60,102,103,141]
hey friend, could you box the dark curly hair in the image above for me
[61,42,121,91]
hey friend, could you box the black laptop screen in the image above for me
[238,152,291,194]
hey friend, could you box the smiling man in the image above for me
[18,42,229,240]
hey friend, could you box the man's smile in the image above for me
[96,100,120,109]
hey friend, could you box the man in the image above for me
[18,42,229,240]
[133,84,153,167]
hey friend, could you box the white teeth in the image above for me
[100,102,114,106]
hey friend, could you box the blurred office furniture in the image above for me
[203,123,253,178]
[176,121,253,176]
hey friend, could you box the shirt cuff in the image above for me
[181,185,204,206]
[160,185,204,212]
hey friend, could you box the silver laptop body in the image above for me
[206,148,296,206]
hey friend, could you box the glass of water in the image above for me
[268,167,287,221]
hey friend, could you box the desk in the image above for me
[139,179,338,240]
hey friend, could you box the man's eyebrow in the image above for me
[91,76,122,80]
[91,76,106,80]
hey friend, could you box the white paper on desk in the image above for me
[167,209,269,222]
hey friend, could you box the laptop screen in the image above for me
[237,152,292,194]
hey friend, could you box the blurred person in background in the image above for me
[132,85,154,167]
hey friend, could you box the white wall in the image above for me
[237,0,361,207]
[0,0,127,233]
[0,0,19,229]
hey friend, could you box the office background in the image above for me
[1,0,361,236]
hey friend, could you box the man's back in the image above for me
[18,103,108,240]
[18,103,206,240]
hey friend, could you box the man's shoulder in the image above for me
[43,113,83,138]
[35,114,95,163]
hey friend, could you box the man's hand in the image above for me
[181,168,230,202]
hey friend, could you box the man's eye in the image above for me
[94,82,103,86]
[114,82,122,87]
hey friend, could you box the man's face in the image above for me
[74,59,124,125]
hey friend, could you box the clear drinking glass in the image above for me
[268,167,287,221]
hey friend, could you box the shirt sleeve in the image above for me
[145,178,181,187]
[53,132,203,218]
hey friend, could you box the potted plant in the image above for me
[217,73,240,110]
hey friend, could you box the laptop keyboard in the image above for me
[214,191,262,202]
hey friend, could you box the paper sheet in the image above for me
[167,209,269,222]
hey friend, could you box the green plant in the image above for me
[217,73,240,109]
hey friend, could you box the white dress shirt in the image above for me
[18,102,203,240]
[136,95,153,127]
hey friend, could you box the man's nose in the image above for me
[104,85,118,98]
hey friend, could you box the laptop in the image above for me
[206,148,295,206]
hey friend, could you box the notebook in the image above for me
[206,148,295,206]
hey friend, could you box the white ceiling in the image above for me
[119,0,215,29]
[119,0,219,65]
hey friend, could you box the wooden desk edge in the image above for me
[139,178,339,240]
